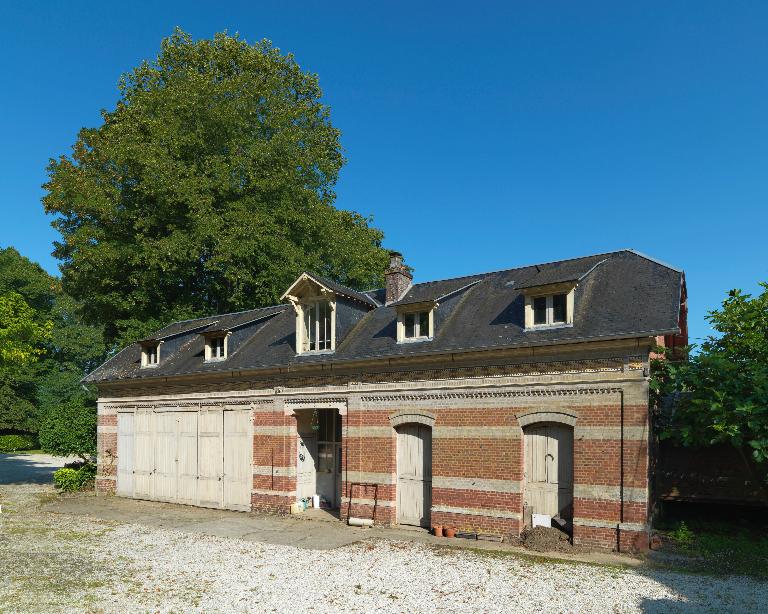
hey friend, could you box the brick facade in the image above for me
[96,339,653,552]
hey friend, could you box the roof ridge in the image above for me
[407,249,628,287]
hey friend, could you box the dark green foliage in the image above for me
[0,247,106,434]
[43,28,390,348]
[53,463,96,492]
[653,282,768,477]
[38,398,96,461]
[0,434,37,453]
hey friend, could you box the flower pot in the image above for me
[444,527,456,538]
[432,524,444,537]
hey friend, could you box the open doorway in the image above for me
[296,408,342,509]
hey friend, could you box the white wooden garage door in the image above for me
[116,409,252,511]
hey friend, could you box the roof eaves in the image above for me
[87,327,680,385]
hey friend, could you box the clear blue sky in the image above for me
[1,1,766,345]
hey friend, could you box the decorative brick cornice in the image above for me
[362,386,622,404]
[283,397,348,416]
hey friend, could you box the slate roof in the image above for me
[84,249,684,384]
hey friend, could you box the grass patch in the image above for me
[656,519,768,579]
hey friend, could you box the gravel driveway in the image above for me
[1,484,766,613]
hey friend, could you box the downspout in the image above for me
[618,388,625,552]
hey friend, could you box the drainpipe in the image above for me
[618,388,625,552]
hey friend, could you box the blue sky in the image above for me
[1,1,766,344]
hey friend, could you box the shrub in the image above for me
[0,433,36,453]
[53,463,96,492]
[39,398,96,461]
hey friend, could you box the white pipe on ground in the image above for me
[348,517,374,527]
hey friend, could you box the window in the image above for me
[147,344,159,365]
[205,334,228,361]
[302,300,332,352]
[142,342,160,367]
[533,297,547,325]
[528,293,570,328]
[211,336,225,359]
[397,308,433,342]
[552,293,567,324]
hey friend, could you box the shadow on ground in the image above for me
[0,453,68,484]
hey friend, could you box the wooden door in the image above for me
[223,410,252,511]
[177,412,199,505]
[133,411,155,499]
[524,423,573,518]
[296,433,317,501]
[153,412,178,502]
[397,424,432,527]
[198,409,224,508]
[116,413,134,497]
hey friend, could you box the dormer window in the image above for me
[204,333,229,361]
[140,341,162,368]
[397,307,434,343]
[302,300,333,352]
[405,311,429,339]
[525,287,574,329]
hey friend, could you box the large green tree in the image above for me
[43,29,389,347]
[654,282,768,475]
[0,247,105,434]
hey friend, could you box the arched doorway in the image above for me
[396,423,432,527]
[523,422,574,520]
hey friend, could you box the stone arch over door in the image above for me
[521,415,575,523]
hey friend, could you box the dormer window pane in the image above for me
[552,294,567,323]
[212,336,225,358]
[147,344,158,365]
[303,300,332,352]
[419,311,429,334]
[533,297,547,325]
[404,312,417,338]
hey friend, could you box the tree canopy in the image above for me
[654,282,768,471]
[0,247,105,434]
[43,29,389,347]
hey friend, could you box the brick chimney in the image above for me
[385,251,412,304]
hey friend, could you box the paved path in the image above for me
[45,492,637,567]
[0,453,75,485]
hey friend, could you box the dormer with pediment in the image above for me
[280,272,378,355]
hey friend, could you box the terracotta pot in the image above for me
[444,527,456,538]
[432,524,444,537]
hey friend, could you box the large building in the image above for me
[88,249,687,551]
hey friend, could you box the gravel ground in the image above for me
[1,484,767,613]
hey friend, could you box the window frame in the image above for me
[141,341,162,368]
[397,307,434,343]
[298,298,336,354]
[204,333,230,362]
[524,286,575,330]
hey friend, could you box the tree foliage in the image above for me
[653,283,768,470]
[0,247,105,434]
[0,292,52,366]
[43,28,389,347]
[39,397,96,461]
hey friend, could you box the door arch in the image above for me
[523,422,574,519]
[396,423,432,527]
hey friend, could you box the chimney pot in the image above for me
[385,251,412,304]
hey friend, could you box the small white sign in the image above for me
[532,513,551,528]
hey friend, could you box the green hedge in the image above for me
[53,463,96,492]
[0,434,37,453]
